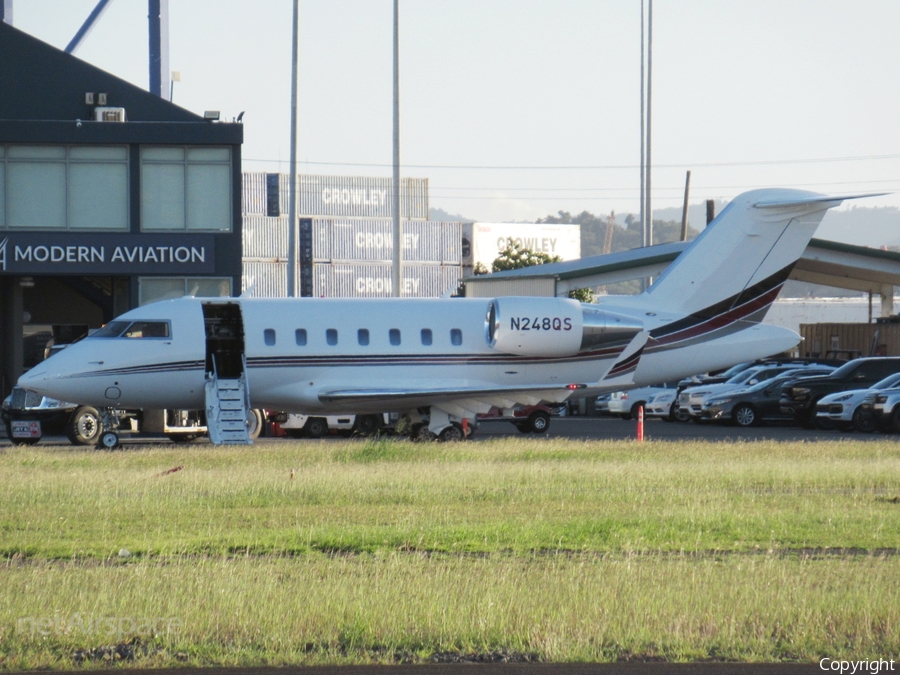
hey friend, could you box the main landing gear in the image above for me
[406,408,473,442]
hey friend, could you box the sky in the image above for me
[9,0,900,226]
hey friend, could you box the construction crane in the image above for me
[602,211,616,255]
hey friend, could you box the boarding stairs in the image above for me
[205,356,252,445]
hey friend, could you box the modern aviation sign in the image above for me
[0,233,215,274]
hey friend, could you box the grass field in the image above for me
[1,436,899,668]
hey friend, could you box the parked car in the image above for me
[674,357,845,395]
[780,357,900,428]
[677,364,824,421]
[643,389,684,421]
[700,367,836,427]
[608,383,677,420]
[871,388,900,432]
[593,393,613,417]
[815,372,900,432]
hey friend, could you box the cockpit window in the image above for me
[90,321,131,338]
[89,320,171,339]
[123,321,171,339]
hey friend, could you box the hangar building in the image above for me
[0,22,243,395]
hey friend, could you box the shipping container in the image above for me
[799,322,900,358]
[242,216,289,260]
[289,174,429,220]
[242,261,459,299]
[315,263,458,298]
[243,216,460,265]
[242,172,268,216]
[242,261,288,298]
[243,172,429,219]
[461,222,581,269]
[313,219,460,264]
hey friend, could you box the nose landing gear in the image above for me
[96,408,122,449]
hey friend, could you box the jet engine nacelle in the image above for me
[486,297,644,357]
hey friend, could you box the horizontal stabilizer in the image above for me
[641,188,884,319]
[753,192,888,209]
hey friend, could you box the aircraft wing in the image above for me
[318,383,586,417]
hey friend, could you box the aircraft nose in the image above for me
[17,367,48,395]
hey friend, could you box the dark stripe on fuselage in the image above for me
[62,360,205,378]
[648,263,792,347]
[60,346,629,381]
[605,347,644,378]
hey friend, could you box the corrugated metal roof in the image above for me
[464,241,687,282]
[464,238,900,295]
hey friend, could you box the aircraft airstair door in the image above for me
[202,302,252,445]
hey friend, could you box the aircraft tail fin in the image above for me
[643,189,884,322]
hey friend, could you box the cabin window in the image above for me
[295,329,307,346]
[123,321,170,339]
[264,328,276,346]
[326,328,338,346]
[358,329,370,346]
[389,328,401,346]
[450,329,463,346]
[421,328,433,346]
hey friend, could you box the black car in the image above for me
[701,367,836,426]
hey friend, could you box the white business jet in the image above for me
[17,188,880,445]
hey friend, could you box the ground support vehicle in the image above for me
[2,386,262,446]
[780,358,900,429]
[269,412,393,439]
[815,372,900,432]
[477,405,552,434]
[701,367,836,427]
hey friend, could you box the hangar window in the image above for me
[295,329,307,346]
[264,329,276,346]
[389,328,401,346]
[141,146,231,231]
[421,328,433,346]
[138,277,232,306]
[358,329,369,346]
[450,329,463,346]
[326,328,338,346]
[0,145,128,231]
